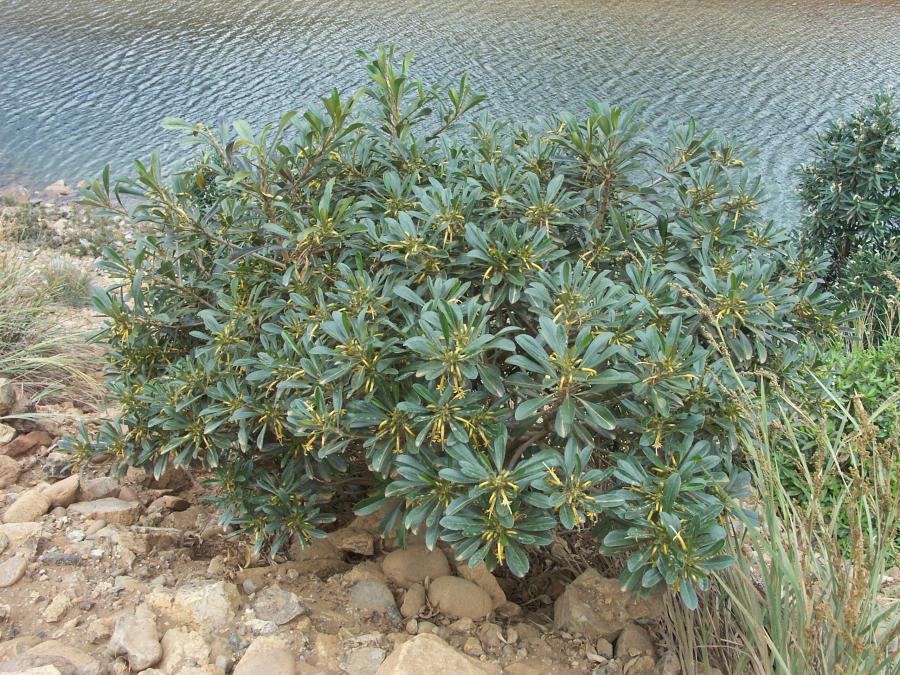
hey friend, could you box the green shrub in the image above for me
[798,92,900,280]
[66,49,838,604]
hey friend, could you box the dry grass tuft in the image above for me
[0,252,102,407]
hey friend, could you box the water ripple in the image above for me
[0,0,898,221]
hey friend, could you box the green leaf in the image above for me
[505,543,530,577]
[679,578,699,609]
[559,503,576,530]
[515,395,554,421]
[578,399,617,431]
[555,396,575,437]
[662,474,681,511]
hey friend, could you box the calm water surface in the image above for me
[1,0,898,220]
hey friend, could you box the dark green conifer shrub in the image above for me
[798,93,899,280]
[67,49,838,606]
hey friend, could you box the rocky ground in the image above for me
[0,361,688,675]
[0,405,681,675]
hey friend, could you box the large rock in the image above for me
[288,536,341,562]
[159,627,210,673]
[350,580,398,616]
[0,635,40,661]
[553,567,663,641]
[147,580,240,633]
[0,657,73,674]
[343,646,386,675]
[42,594,71,623]
[78,477,118,501]
[0,456,20,489]
[328,527,375,556]
[3,490,50,523]
[25,641,99,675]
[0,554,28,587]
[453,561,506,609]
[44,180,73,197]
[427,576,492,620]
[375,634,493,675]
[0,430,53,457]
[107,605,162,670]
[41,476,79,508]
[68,498,141,526]
[382,546,450,588]
[233,636,294,675]
[616,622,656,661]
[252,584,306,625]
[0,522,41,548]
[399,583,426,618]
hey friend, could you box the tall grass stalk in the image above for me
[729,393,898,674]
[845,287,900,350]
[842,266,900,350]
[661,303,900,674]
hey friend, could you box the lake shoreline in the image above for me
[0,180,84,208]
